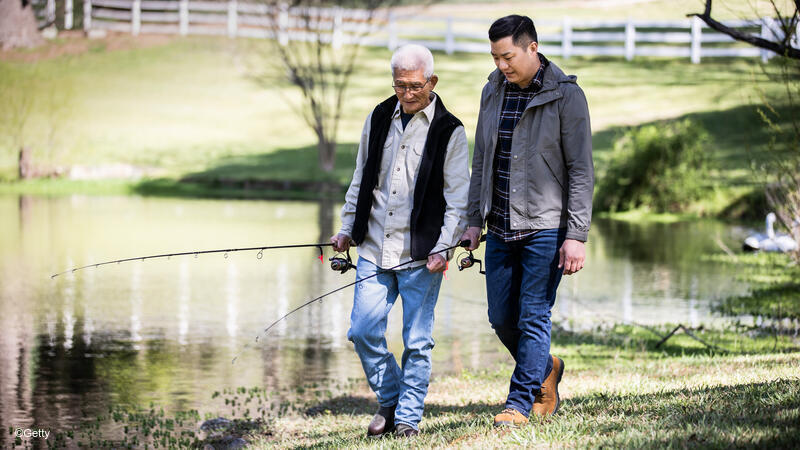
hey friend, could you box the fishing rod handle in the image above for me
[457,234,486,248]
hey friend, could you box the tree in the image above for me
[0,0,45,50]
[691,0,800,260]
[252,0,400,176]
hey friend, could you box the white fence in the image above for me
[390,14,786,63]
[39,0,793,63]
[81,0,380,48]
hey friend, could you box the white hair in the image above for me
[390,44,434,79]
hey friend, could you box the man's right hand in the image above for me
[460,226,482,251]
[330,233,352,253]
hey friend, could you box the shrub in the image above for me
[594,119,712,213]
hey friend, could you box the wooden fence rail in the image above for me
[33,0,796,63]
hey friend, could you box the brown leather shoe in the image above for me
[493,407,529,427]
[367,404,396,438]
[394,423,419,437]
[532,355,564,417]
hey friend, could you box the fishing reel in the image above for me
[329,249,356,274]
[457,250,485,275]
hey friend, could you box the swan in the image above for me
[743,212,798,253]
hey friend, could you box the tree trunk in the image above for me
[316,197,334,245]
[318,139,336,173]
[0,0,45,50]
[18,146,33,179]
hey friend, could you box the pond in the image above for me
[0,194,752,443]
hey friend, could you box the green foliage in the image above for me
[595,119,713,213]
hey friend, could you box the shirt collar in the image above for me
[391,92,438,123]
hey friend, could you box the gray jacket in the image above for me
[466,61,594,242]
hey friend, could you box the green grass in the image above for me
[0,10,792,214]
[414,0,794,21]
[0,177,136,196]
[34,323,800,448]
[704,252,800,320]
[595,209,702,223]
[248,324,800,448]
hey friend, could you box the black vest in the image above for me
[351,94,462,261]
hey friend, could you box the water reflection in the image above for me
[0,195,751,443]
[131,262,143,344]
[622,259,633,324]
[226,262,239,343]
[178,260,190,346]
[83,256,96,348]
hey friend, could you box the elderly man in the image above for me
[461,15,594,427]
[330,44,469,437]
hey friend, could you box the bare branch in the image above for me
[689,0,800,59]
[251,0,405,172]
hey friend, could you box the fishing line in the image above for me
[231,237,484,364]
[50,243,333,279]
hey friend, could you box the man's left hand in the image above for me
[427,253,447,273]
[558,239,585,275]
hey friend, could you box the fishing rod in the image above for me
[50,242,334,279]
[232,235,487,364]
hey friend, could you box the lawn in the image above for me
[254,350,799,448]
[0,1,792,212]
[420,0,794,21]
[40,323,799,448]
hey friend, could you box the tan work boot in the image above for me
[532,355,564,416]
[493,407,528,427]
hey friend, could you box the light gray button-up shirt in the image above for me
[339,94,470,269]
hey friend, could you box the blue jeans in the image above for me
[347,257,443,429]
[485,229,566,416]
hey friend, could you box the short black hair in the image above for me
[488,15,537,48]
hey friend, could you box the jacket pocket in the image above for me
[540,150,565,190]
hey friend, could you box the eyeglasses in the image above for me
[392,78,430,94]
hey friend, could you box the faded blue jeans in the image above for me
[347,257,443,430]
[485,229,566,416]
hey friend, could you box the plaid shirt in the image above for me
[487,54,549,242]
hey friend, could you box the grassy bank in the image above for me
[420,0,788,21]
[257,356,799,448]
[0,23,791,212]
[0,175,339,200]
[30,323,800,449]
[250,319,798,449]
[257,355,800,448]
[250,321,800,448]
[707,252,800,321]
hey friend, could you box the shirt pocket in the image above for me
[411,140,425,156]
[406,141,424,176]
[376,135,395,189]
